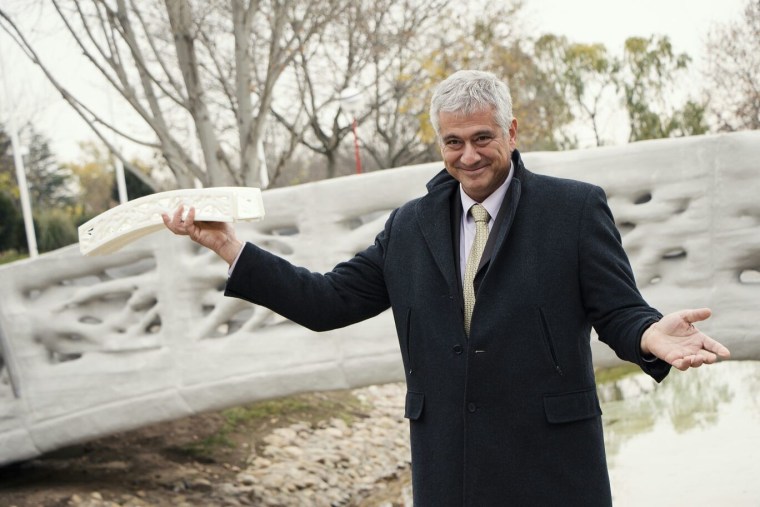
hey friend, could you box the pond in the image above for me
[378,361,760,505]
[601,360,760,506]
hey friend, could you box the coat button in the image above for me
[467,402,477,413]
[453,344,463,355]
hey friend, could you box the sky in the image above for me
[522,0,744,58]
[0,0,750,162]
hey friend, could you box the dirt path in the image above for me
[0,384,412,507]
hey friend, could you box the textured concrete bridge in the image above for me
[1,131,759,465]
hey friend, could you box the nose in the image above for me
[460,142,481,166]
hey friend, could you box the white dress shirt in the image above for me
[458,161,514,282]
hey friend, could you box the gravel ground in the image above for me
[0,383,413,507]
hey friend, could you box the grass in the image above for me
[594,363,640,385]
[0,250,28,265]
[178,390,366,461]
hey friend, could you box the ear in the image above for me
[508,118,518,151]
[438,137,447,157]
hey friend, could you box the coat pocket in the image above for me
[543,387,602,424]
[538,307,564,376]
[404,307,413,374]
[404,391,424,420]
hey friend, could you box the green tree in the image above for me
[35,208,78,252]
[24,129,75,210]
[534,35,619,146]
[1,123,80,254]
[618,36,707,141]
[0,126,17,198]
[0,190,21,251]
[671,100,709,137]
[0,127,23,253]
[0,124,74,210]
[492,41,576,151]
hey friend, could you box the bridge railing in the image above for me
[1,131,758,465]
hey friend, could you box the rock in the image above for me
[190,478,213,491]
[216,482,240,496]
[282,446,303,458]
[238,383,411,506]
[236,473,256,486]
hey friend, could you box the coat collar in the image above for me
[416,150,529,290]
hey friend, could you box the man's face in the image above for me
[438,108,517,203]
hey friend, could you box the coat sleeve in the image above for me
[223,210,396,332]
[578,185,671,382]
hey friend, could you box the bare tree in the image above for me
[704,0,760,132]
[270,0,450,180]
[0,0,344,190]
[362,0,451,169]
[270,0,373,180]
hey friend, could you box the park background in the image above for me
[0,0,759,505]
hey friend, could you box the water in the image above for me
[378,361,760,505]
[602,361,760,506]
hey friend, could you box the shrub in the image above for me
[35,209,78,252]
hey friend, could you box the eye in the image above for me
[474,135,493,146]
[445,139,462,148]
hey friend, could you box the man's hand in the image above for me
[162,205,243,265]
[641,308,730,371]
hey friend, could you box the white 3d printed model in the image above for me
[78,187,265,256]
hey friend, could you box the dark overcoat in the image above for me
[225,150,671,506]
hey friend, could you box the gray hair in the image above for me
[429,70,513,140]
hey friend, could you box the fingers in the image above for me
[702,336,731,359]
[672,353,705,370]
[671,345,724,371]
[697,349,718,365]
[672,357,690,371]
[161,205,193,235]
[682,307,712,325]
[185,206,196,228]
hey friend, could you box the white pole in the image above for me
[257,138,269,189]
[188,113,203,189]
[114,158,128,204]
[107,91,128,204]
[0,52,38,257]
[8,121,38,258]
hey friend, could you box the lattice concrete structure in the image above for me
[1,132,758,465]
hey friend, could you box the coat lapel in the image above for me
[415,171,460,294]
[477,178,522,273]
[474,150,529,286]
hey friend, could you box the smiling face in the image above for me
[439,108,518,203]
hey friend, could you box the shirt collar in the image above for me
[459,160,514,220]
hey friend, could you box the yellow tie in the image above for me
[463,204,490,337]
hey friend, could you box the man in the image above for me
[164,70,730,506]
